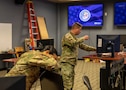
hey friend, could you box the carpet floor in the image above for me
[0,60,105,90]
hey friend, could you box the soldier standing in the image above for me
[60,22,96,90]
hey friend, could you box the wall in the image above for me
[0,0,25,48]
[0,0,57,50]
[34,0,57,47]
[57,2,126,59]
[1,0,126,59]
[0,23,12,51]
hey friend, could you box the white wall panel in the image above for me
[0,23,12,51]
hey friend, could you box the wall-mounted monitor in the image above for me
[68,4,104,27]
[114,2,126,26]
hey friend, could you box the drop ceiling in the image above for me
[47,0,124,3]
[48,0,86,3]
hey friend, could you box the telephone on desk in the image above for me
[96,53,112,58]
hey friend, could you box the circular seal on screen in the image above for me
[79,9,91,22]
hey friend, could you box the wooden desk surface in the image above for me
[83,52,124,61]
[3,58,18,62]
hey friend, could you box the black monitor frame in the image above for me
[0,75,26,90]
[36,39,54,50]
[120,35,126,48]
[96,35,120,54]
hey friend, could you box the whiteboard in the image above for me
[0,23,12,51]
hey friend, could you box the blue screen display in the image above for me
[114,2,126,26]
[68,4,103,27]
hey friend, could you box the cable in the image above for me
[115,72,121,88]
[34,69,46,90]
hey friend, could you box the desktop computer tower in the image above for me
[100,67,109,90]
[100,67,121,90]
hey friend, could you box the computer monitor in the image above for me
[96,35,120,54]
[36,39,54,50]
[120,35,126,48]
[0,75,26,90]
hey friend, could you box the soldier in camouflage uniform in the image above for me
[60,22,96,90]
[5,45,59,90]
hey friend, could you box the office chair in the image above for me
[83,75,92,90]
[14,47,24,58]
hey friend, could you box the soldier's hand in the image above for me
[46,66,52,71]
[84,35,89,40]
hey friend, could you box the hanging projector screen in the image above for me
[0,23,12,51]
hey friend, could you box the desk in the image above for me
[2,58,18,72]
[0,53,15,70]
[3,58,18,65]
[83,53,124,90]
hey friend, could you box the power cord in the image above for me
[34,69,46,90]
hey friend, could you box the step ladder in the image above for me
[26,0,40,50]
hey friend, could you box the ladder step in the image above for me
[30,8,34,11]
[30,14,35,16]
[33,33,39,35]
[32,26,37,28]
[27,1,40,50]
[31,20,36,22]
[33,38,37,41]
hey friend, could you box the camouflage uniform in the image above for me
[60,32,96,90]
[5,50,57,90]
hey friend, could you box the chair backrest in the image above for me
[40,69,64,90]
[14,47,24,58]
[83,75,92,90]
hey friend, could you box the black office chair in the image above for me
[83,75,92,90]
[40,68,64,90]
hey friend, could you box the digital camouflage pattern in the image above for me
[5,50,57,90]
[60,32,96,90]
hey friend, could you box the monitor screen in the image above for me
[120,35,126,48]
[36,39,54,50]
[114,2,126,26]
[0,76,26,90]
[96,35,120,54]
[68,4,104,27]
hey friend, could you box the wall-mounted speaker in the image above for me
[15,0,25,4]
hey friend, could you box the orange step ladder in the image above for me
[26,0,40,50]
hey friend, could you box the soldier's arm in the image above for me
[27,57,57,67]
[63,35,84,47]
[79,43,96,51]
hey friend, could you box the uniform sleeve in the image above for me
[27,57,57,67]
[79,43,96,51]
[62,34,84,47]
